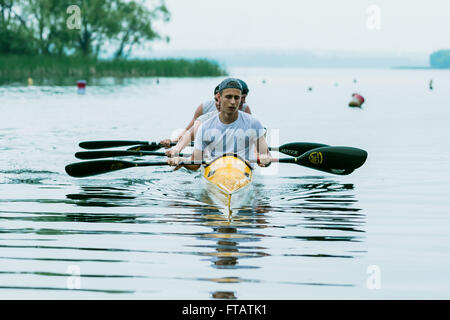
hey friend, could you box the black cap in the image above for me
[218,78,243,93]
[214,85,219,95]
[238,79,249,94]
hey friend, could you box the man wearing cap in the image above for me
[159,79,251,148]
[167,78,271,170]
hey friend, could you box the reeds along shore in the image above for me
[0,55,227,79]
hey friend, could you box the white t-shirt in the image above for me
[194,111,265,161]
[197,110,218,123]
[201,100,216,114]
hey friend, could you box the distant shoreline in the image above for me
[391,66,449,70]
[0,55,227,80]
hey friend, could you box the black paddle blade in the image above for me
[79,140,149,150]
[296,146,368,175]
[75,150,166,160]
[65,160,137,178]
[127,144,163,151]
[278,142,330,157]
[75,151,133,159]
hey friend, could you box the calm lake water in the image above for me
[0,67,449,299]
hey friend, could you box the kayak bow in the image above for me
[202,154,253,211]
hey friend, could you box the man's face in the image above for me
[219,88,241,114]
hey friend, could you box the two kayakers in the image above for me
[159,79,251,150]
[167,78,272,170]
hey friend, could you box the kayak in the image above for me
[202,154,253,211]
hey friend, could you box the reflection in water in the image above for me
[186,208,269,299]
[0,169,58,185]
[66,186,137,207]
[177,178,365,299]
[157,184,271,299]
[0,173,366,298]
[271,179,365,234]
[212,291,237,299]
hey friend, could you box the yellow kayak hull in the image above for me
[202,154,253,210]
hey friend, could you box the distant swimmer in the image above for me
[429,79,433,90]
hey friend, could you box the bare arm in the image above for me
[167,148,203,171]
[176,104,203,140]
[168,120,206,171]
[183,148,203,171]
[167,127,194,156]
[166,120,202,157]
[161,105,203,147]
[255,135,272,167]
[191,120,202,141]
[256,135,270,154]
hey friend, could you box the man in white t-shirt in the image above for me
[167,78,271,170]
[159,79,252,148]
[165,105,219,157]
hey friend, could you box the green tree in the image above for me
[0,0,170,58]
[22,0,75,55]
[0,0,37,54]
[113,0,170,59]
[75,0,120,57]
[76,0,170,58]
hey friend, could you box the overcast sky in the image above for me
[150,0,450,54]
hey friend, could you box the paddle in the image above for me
[75,150,190,160]
[76,142,329,160]
[66,146,367,178]
[79,140,329,155]
[65,159,206,178]
[119,141,330,156]
[271,142,329,157]
[277,146,368,175]
[78,140,175,150]
[127,144,181,151]
[130,142,330,154]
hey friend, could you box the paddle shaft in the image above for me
[130,142,329,155]
[79,140,178,150]
[66,146,367,178]
[75,150,190,160]
[80,141,330,160]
